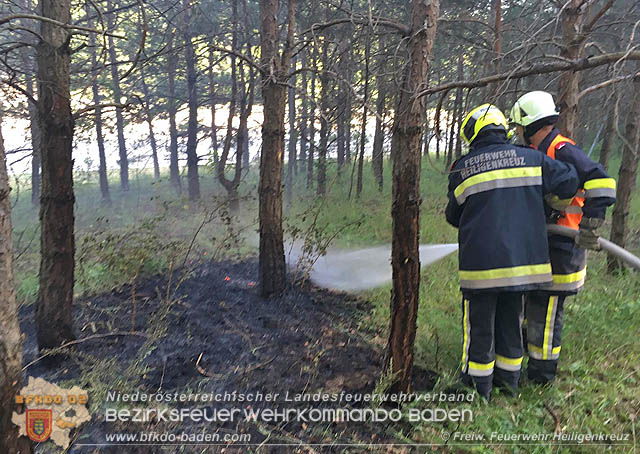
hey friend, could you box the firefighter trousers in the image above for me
[524,292,565,384]
[460,292,524,398]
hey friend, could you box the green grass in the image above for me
[288,157,639,453]
[11,165,259,305]
[10,154,640,452]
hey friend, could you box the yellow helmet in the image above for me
[460,104,509,145]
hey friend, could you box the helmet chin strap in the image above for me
[523,125,531,143]
[523,124,537,146]
[523,116,558,146]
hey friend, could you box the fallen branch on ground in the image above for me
[23,332,148,371]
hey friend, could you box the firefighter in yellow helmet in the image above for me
[509,91,617,384]
[446,104,579,399]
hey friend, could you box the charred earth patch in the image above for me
[19,260,436,453]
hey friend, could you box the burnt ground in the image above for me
[19,259,436,454]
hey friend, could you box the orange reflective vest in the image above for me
[546,134,584,230]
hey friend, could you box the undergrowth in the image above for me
[9,156,640,453]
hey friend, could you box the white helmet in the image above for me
[509,91,559,127]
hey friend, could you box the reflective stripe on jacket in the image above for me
[446,132,580,292]
[538,128,617,294]
[546,134,583,231]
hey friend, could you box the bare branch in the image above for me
[583,0,617,34]
[578,70,640,99]
[119,0,147,81]
[0,14,126,38]
[206,44,261,73]
[73,102,129,118]
[301,17,410,36]
[419,51,640,96]
[1,78,37,105]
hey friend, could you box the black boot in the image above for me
[458,372,491,401]
[493,368,519,397]
[527,359,558,385]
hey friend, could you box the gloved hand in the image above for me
[547,209,564,223]
[544,194,574,211]
[575,217,604,250]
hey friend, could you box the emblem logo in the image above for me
[26,409,53,442]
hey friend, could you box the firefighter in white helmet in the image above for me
[446,103,579,399]
[509,91,617,385]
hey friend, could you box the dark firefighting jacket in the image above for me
[537,128,616,294]
[446,132,580,292]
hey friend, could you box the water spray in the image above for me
[288,226,640,293]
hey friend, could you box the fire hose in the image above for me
[547,224,640,271]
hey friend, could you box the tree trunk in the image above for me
[345,49,353,164]
[258,0,295,297]
[107,0,129,191]
[25,71,41,207]
[286,56,297,204]
[556,0,585,137]
[167,32,181,193]
[345,92,352,164]
[422,117,430,157]
[608,75,640,272]
[446,109,455,164]
[242,123,250,171]
[36,0,76,351]
[317,39,329,197]
[230,65,255,211]
[217,53,238,208]
[140,66,160,180]
[208,48,219,167]
[372,36,386,192]
[288,57,298,176]
[435,83,441,161]
[241,0,252,173]
[599,104,615,171]
[217,0,248,212]
[0,117,34,454]
[356,32,371,198]
[91,86,111,204]
[454,55,464,161]
[486,0,502,101]
[241,71,255,172]
[19,0,41,207]
[306,52,316,191]
[435,122,440,160]
[183,0,200,201]
[387,0,439,394]
[88,6,111,204]
[493,0,502,64]
[337,104,345,170]
[299,57,308,167]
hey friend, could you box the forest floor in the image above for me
[11,160,640,453]
[19,259,436,454]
